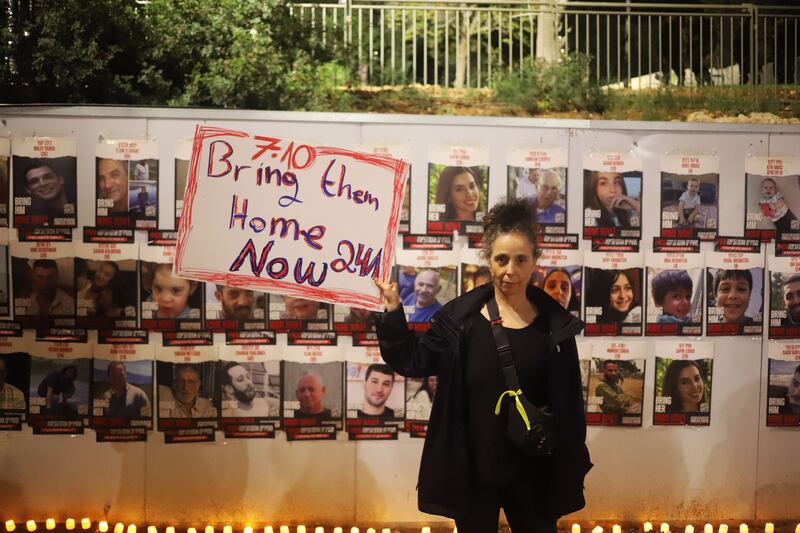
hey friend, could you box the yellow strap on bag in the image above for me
[494,389,532,432]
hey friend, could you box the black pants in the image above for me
[455,477,558,533]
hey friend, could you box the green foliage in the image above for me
[493,55,607,114]
[1,0,145,103]
[138,0,343,109]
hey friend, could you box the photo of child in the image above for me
[758,177,798,233]
[744,156,800,241]
[677,177,701,227]
[645,267,704,336]
[660,170,719,238]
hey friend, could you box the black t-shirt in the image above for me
[466,313,549,485]
[356,407,395,419]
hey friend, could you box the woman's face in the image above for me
[544,271,571,309]
[427,375,438,397]
[676,365,704,411]
[609,273,634,314]
[715,276,751,323]
[153,269,194,318]
[93,263,116,289]
[448,172,480,219]
[489,232,537,300]
[595,172,623,208]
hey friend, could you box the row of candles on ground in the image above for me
[5,522,800,533]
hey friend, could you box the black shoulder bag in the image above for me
[487,296,557,457]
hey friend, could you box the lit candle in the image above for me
[25,522,35,532]
[315,529,324,533]
[167,528,175,533]
[244,527,253,533]
[661,523,670,533]
[65,520,76,531]
[366,530,375,533]
[188,528,197,533]
[613,525,621,533]
[279,528,289,533]
[705,524,713,533]
[5,521,16,533]
[381,530,390,533]
[99,522,109,533]
[572,525,581,533]
[127,525,137,533]
[45,521,55,531]
[350,529,359,533]
[720,525,729,533]
[114,523,124,533]
[81,521,91,531]
[148,526,158,533]
[205,526,214,533]
[740,524,749,533]
[264,529,272,533]
[297,527,306,533]
[795,524,800,533]
[686,526,695,533]
[224,527,232,533]
[764,525,774,533]
[422,529,431,533]
[644,523,653,533]
[333,529,342,533]
[592,527,603,533]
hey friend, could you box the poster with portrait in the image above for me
[11,241,76,329]
[345,345,404,440]
[582,151,642,240]
[586,341,645,427]
[706,250,765,336]
[96,139,159,229]
[660,153,719,240]
[766,342,800,426]
[507,146,568,234]
[653,341,714,426]
[268,293,331,332]
[281,343,344,441]
[332,302,376,338]
[459,247,489,296]
[404,374,437,438]
[427,145,489,235]
[768,254,800,339]
[744,156,800,242]
[577,340,592,411]
[395,246,459,331]
[175,138,192,228]
[156,344,218,443]
[75,243,138,330]
[27,339,91,434]
[11,136,77,228]
[92,341,154,442]
[645,252,704,336]
[205,283,268,332]
[0,138,10,227]
[0,338,29,431]
[140,245,203,331]
[583,251,644,336]
[218,343,281,438]
[360,144,411,234]
[0,230,9,318]
[532,248,583,318]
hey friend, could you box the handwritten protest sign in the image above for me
[175,125,409,311]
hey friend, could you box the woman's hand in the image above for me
[607,195,640,213]
[374,278,401,312]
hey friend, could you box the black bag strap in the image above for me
[486,296,523,392]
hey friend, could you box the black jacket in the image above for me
[375,283,593,520]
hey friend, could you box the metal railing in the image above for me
[292,1,800,88]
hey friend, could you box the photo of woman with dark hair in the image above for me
[583,170,641,229]
[433,166,485,222]
[661,359,710,414]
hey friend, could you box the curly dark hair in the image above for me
[480,197,540,260]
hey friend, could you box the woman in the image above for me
[597,269,642,324]
[542,268,573,310]
[662,359,707,413]
[584,170,640,228]
[77,261,121,317]
[713,269,753,323]
[375,197,591,532]
[406,375,438,421]
[435,166,484,221]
